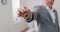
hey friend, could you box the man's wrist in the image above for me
[24,13,32,21]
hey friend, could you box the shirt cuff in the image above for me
[26,13,34,22]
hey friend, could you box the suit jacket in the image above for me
[26,4,59,32]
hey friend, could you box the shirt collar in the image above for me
[43,3,54,12]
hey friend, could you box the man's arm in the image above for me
[26,6,40,22]
[17,6,40,23]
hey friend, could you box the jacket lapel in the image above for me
[42,5,53,24]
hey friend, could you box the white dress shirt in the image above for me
[44,3,56,24]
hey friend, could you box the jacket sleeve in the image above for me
[26,6,40,23]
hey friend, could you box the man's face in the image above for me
[45,0,54,7]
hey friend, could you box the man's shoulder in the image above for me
[33,5,44,11]
[34,5,43,8]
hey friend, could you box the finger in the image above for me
[24,6,27,9]
[18,8,24,14]
[23,8,26,13]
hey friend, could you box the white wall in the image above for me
[0,0,17,32]
[0,0,27,32]
[20,0,43,10]
[12,0,28,31]
[12,0,20,24]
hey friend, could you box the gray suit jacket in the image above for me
[26,4,59,32]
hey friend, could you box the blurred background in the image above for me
[0,0,60,32]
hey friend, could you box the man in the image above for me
[17,0,59,32]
